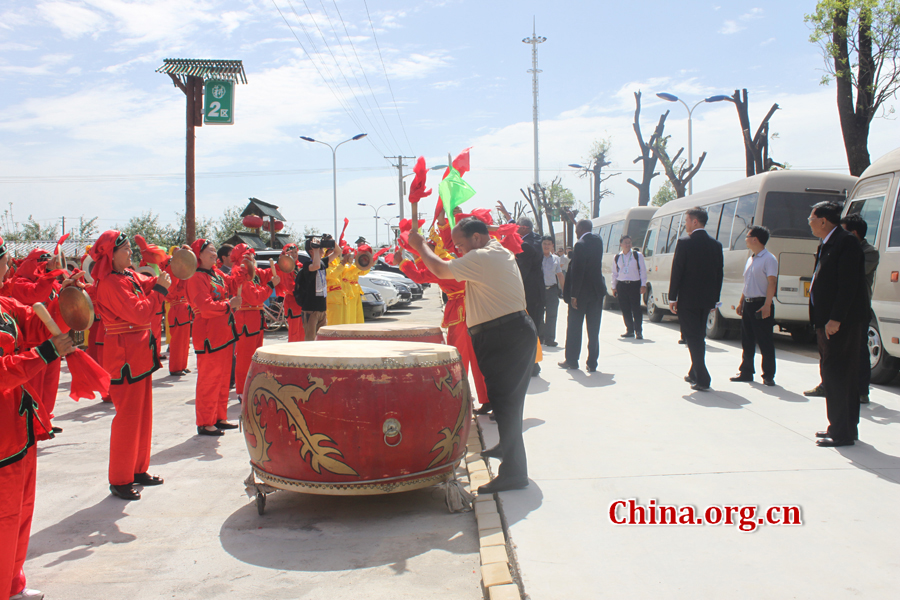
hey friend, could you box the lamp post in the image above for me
[300,133,367,236]
[655,93,730,195]
[385,216,399,245]
[358,202,396,247]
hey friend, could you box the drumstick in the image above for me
[32,302,62,337]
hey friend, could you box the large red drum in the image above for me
[242,340,471,495]
[316,323,445,344]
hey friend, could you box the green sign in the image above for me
[204,79,234,125]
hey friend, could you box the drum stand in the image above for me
[244,471,279,515]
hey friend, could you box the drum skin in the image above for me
[316,323,445,345]
[242,341,471,495]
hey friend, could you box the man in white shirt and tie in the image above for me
[610,235,647,339]
[730,226,778,386]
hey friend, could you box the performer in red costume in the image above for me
[228,243,279,400]
[9,249,65,427]
[275,243,305,342]
[82,251,111,403]
[0,235,75,600]
[90,231,171,501]
[187,239,240,436]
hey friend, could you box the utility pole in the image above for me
[523,18,546,191]
[61,216,65,237]
[386,156,415,220]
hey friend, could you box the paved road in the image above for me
[482,304,900,599]
[26,287,481,600]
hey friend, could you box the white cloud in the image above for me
[760,37,776,46]
[37,1,107,39]
[719,20,743,35]
[740,8,764,21]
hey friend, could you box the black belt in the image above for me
[468,310,528,336]
[545,284,559,289]
[617,280,641,284]
[744,297,766,302]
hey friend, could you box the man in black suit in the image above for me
[559,219,605,372]
[669,207,724,391]
[516,217,545,376]
[808,201,870,447]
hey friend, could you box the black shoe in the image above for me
[478,476,529,494]
[620,332,634,338]
[184,368,192,373]
[531,364,541,377]
[197,426,225,436]
[544,341,558,347]
[684,375,696,384]
[763,378,776,387]
[860,395,870,404]
[691,383,710,391]
[133,472,164,486]
[586,366,597,373]
[110,484,141,500]
[558,361,579,370]
[816,431,831,438]
[215,420,239,430]
[51,426,63,434]
[816,437,854,447]
[730,374,753,382]
[474,403,492,415]
[481,445,503,459]
[803,385,825,397]
[169,370,188,377]
[635,333,643,340]
[678,339,686,345]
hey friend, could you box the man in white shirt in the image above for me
[730,226,778,386]
[557,247,570,274]
[610,235,647,339]
[408,217,537,494]
[541,236,565,346]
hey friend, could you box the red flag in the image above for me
[66,350,111,401]
[452,147,471,177]
[54,233,70,257]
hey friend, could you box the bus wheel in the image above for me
[869,321,899,384]
[646,290,666,323]
[706,308,730,340]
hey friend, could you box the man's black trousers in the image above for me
[564,299,603,370]
[678,307,711,387]
[470,314,537,481]
[616,281,643,334]
[542,284,560,344]
[738,298,776,380]
[818,322,863,442]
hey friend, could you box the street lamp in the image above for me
[568,162,596,215]
[300,133,367,236]
[358,202,396,247]
[655,93,729,195]
[385,216,399,245]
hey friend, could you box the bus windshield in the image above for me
[627,219,650,248]
[762,191,846,239]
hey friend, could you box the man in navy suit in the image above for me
[669,207,724,391]
[559,219,606,372]
[808,201,870,447]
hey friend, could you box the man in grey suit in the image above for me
[559,219,606,372]
[669,207,724,391]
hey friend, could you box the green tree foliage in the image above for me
[20,216,58,241]
[213,205,244,247]
[652,181,677,207]
[806,0,900,174]
[543,180,576,222]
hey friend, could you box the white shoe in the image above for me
[11,589,44,600]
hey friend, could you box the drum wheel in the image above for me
[256,492,266,515]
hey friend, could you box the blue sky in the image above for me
[1,0,898,243]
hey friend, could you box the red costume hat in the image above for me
[230,243,255,266]
[280,243,298,255]
[190,239,211,266]
[88,230,128,282]
[0,234,7,260]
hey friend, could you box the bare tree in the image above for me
[727,89,783,176]
[627,91,668,206]
[651,136,708,198]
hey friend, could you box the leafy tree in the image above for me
[212,205,245,247]
[20,216,58,241]
[806,0,900,175]
[652,181,677,207]
[78,216,99,240]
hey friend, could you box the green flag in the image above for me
[440,167,477,228]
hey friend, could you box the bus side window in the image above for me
[656,216,671,255]
[666,213,683,252]
[644,226,658,257]
[706,203,723,239]
[731,193,759,251]
[888,188,900,247]
[717,200,737,247]
[609,221,624,250]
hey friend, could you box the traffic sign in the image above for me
[203,79,234,125]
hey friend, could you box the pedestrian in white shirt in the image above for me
[610,235,647,339]
[730,226,778,386]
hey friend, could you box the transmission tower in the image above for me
[523,19,546,191]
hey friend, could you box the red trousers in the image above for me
[0,446,36,598]
[287,316,305,343]
[87,318,105,364]
[196,349,231,427]
[108,377,153,486]
[30,359,61,418]
[167,323,191,373]
[234,332,264,398]
[447,323,489,405]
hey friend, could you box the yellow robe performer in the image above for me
[326,257,345,325]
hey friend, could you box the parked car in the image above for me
[373,258,430,289]
[392,282,412,306]
[359,274,400,308]
[361,286,386,320]
[365,269,424,300]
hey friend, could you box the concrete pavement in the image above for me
[482,308,900,599]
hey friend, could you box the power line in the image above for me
[362,0,413,154]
